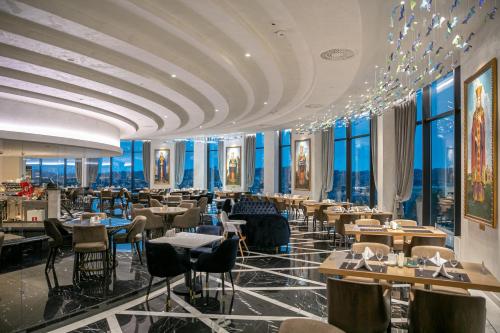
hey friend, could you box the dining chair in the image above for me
[81,212,107,220]
[138,192,151,206]
[392,219,418,250]
[144,241,190,302]
[192,237,239,295]
[327,278,391,333]
[178,202,194,209]
[181,199,198,207]
[149,199,163,207]
[352,242,390,256]
[198,197,208,214]
[408,287,485,333]
[220,211,248,257]
[279,319,344,333]
[100,190,114,213]
[403,235,446,257]
[44,219,65,272]
[354,218,380,226]
[113,216,146,265]
[172,207,201,232]
[303,204,316,227]
[315,204,330,231]
[133,208,165,240]
[359,234,393,247]
[190,225,222,258]
[72,224,109,286]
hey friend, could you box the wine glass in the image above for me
[376,249,384,272]
[450,258,459,273]
[350,248,356,266]
[422,255,428,269]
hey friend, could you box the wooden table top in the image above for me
[343,224,447,238]
[319,251,500,292]
[324,210,393,216]
[147,206,188,215]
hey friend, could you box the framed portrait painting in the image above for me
[154,148,170,185]
[226,146,241,186]
[294,139,311,190]
[464,58,497,228]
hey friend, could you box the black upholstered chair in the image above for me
[190,225,221,258]
[192,237,238,294]
[145,241,190,301]
[409,287,486,333]
[279,319,344,333]
[327,278,391,333]
[44,219,66,272]
[359,234,393,247]
[222,198,232,214]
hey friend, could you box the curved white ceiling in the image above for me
[0,0,391,140]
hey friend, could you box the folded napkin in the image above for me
[362,247,374,259]
[432,264,454,279]
[430,252,448,266]
[354,258,373,271]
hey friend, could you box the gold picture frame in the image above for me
[154,148,170,185]
[225,146,241,186]
[464,58,497,228]
[294,139,311,190]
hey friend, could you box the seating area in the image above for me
[1,1,500,332]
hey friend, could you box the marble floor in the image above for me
[2,217,499,333]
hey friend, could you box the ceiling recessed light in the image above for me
[199,125,203,129]
[171,74,176,78]
[264,101,268,105]
[215,109,219,112]
[245,53,251,58]
[164,115,168,118]
[108,91,113,94]
[232,121,236,124]
[364,81,368,84]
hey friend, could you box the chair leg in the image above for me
[45,247,53,272]
[221,273,225,295]
[135,242,143,265]
[51,247,58,269]
[113,242,117,268]
[72,252,79,284]
[146,276,153,301]
[238,241,244,257]
[229,270,234,292]
[166,278,171,309]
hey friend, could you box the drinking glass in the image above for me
[450,258,459,273]
[376,249,384,272]
[350,248,356,266]
[422,255,428,269]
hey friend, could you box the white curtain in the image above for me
[217,140,224,187]
[394,98,417,217]
[75,158,82,186]
[320,127,335,200]
[86,158,99,187]
[174,141,186,187]
[245,135,256,190]
[142,141,151,186]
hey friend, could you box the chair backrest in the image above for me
[279,319,343,333]
[173,207,201,228]
[167,195,181,202]
[100,190,113,199]
[145,241,188,278]
[125,216,147,242]
[210,237,239,271]
[178,202,194,209]
[352,242,390,256]
[44,219,64,246]
[220,211,230,223]
[181,199,198,207]
[0,232,4,258]
[196,225,221,236]
[72,224,108,247]
[359,234,393,247]
[411,246,455,260]
[198,197,208,210]
[392,219,417,227]
[149,199,163,207]
[133,208,163,230]
[409,287,486,333]
[81,212,107,221]
[222,198,232,213]
[355,219,380,226]
[410,236,446,247]
[327,278,390,333]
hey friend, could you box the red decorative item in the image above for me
[17,180,34,197]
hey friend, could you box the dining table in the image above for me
[319,251,500,292]
[343,224,447,239]
[150,232,224,295]
[148,206,188,225]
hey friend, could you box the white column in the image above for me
[263,130,279,194]
[377,109,396,212]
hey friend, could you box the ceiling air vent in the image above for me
[320,48,355,61]
[305,103,323,109]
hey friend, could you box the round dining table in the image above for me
[147,206,188,216]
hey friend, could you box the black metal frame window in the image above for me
[24,158,81,187]
[278,129,292,194]
[329,117,375,206]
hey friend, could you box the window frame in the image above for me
[278,130,292,194]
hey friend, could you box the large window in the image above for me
[249,133,264,193]
[90,140,149,189]
[403,71,460,245]
[207,142,223,191]
[179,140,194,188]
[279,130,291,194]
[328,117,374,205]
[25,158,81,187]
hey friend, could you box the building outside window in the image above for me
[279,129,291,194]
[207,141,223,191]
[179,140,194,188]
[249,133,264,193]
[24,158,81,187]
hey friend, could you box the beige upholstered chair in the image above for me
[279,319,344,333]
[328,278,391,333]
[392,219,418,250]
[72,224,109,284]
[149,199,163,207]
[172,207,200,231]
[131,204,145,218]
[409,287,485,333]
[113,216,147,265]
[352,242,390,256]
[354,218,380,226]
[359,234,393,247]
[403,235,446,257]
[81,212,107,221]
[198,197,208,213]
[133,208,165,238]
[178,202,195,209]
[181,199,198,207]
